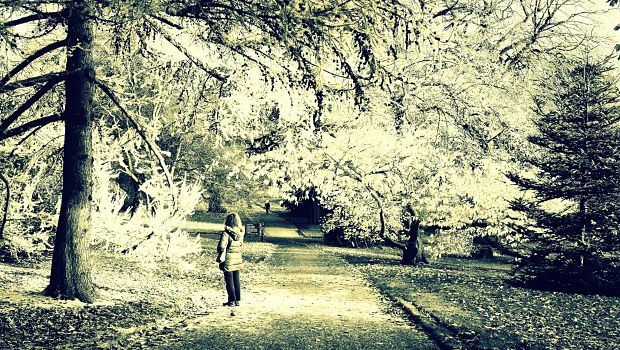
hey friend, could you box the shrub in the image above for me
[91,159,203,265]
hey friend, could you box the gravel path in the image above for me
[159,217,438,350]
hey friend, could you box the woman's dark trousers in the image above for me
[223,270,240,303]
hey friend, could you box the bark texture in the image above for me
[44,2,96,303]
[0,172,8,239]
[401,205,428,265]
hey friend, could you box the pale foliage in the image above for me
[90,132,203,263]
[0,0,604,263]
[251,34,533,255]
[0,131,62,258]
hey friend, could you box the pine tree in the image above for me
[509,55,620,295]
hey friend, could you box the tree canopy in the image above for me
[0,0,615,301]
[0,0,428,302]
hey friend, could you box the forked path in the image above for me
[163,218,437,350]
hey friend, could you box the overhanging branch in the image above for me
[0,114,63,141]
[325,152,405,250]
[0,40,67,86]
[420,221,489,231]
[149,14,183,30]
[0,78,63,132]
[94,79,175,191]
[145,18,228,83]
[0,71,71,93]
[8,125,45,159]
[433,1,459,18]
[369,189,406,250]
[2,11,61,28]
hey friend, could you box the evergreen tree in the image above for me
[509,55,620,295]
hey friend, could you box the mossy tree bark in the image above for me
[44,2,96,303]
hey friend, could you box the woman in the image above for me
[216,213,244,306]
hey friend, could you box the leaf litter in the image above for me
[0,236,277,349]
[333,246,620,350]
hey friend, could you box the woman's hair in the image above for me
[224,212,242,228]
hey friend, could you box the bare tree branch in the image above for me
[8,125,44,159]
[145,18,228,83]
[94,79,175,191]
[1,11,61,28]
[149,15,279,76]
[0,114,62,141]
[0,39,67,86]
[324,151,406,250]
[0,71,70,93]
[369,189,406,250]
[149,14,183,30]
[121,231,154,254]
[0,78,62,132]
[433,1,459,18]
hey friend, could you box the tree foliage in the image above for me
[253,0,594,259]
[0,0,611,301]
[0,0,426,301]
[508,54,620,295]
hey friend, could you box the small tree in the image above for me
[508,55,620,295]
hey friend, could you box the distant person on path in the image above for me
[265,201,271,214]
[216,213,244,306]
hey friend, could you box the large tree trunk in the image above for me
[400,204,428,265]
[370,191,413,261]
[44,2,96,303]
[401,218,428,265]
[401,219,419,265]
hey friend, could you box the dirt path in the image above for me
[159,215,438,350]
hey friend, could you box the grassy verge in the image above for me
[330,246,620,350]
[295,224,323,239]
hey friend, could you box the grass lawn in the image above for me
[185,205,289,235]
[295,224,323,238]
[331,246,620,350]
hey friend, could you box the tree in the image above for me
[252,0,564,263]
[1,0,418,301]
[610,0,620,58]
[43,1,97,302]
[0,171,8,239]
[508,54,620,295]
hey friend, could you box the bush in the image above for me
[0,152,60,262]
[0,233,50,262]
[91,159,203,265]
[322,206,381,248]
